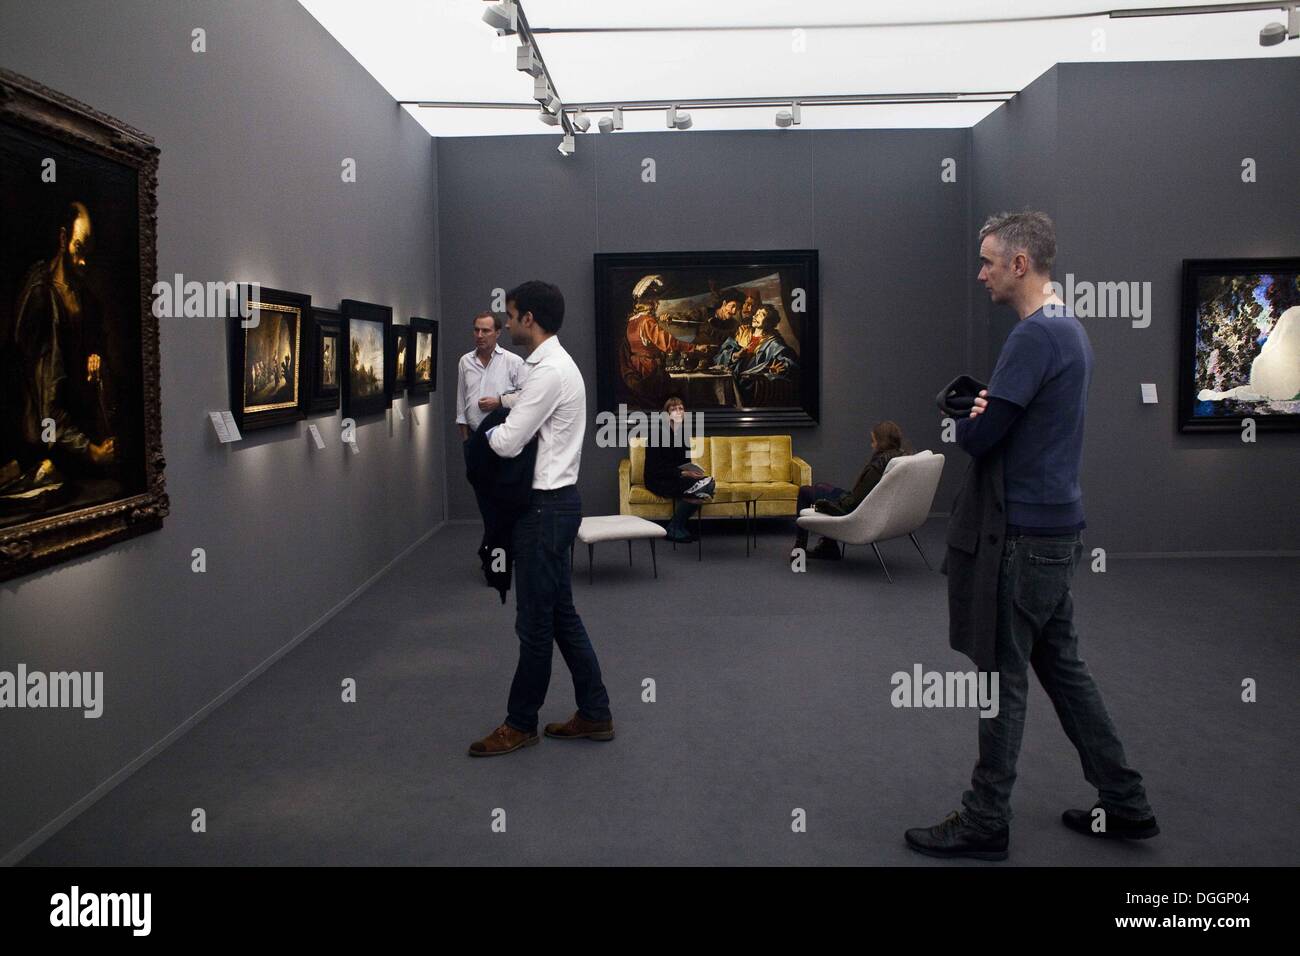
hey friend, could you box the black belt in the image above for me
[531,484,577,498]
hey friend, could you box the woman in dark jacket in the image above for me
[792,420,913,559]
[645,395,714,543]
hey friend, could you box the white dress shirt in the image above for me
[455,344,524,431]
[487,335,585,490]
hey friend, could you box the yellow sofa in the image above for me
[619,435,811,519]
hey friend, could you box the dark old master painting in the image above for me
[229,285,308,431]
[595,250,819,427]
[0,69,167,581]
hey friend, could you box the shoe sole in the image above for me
[467,734,539,757]
[905,839,1008,862]
[544,729,615,741]
[1063,819,1160,840]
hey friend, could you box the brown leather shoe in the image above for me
[544,712,615,741]
[467,722,539,757]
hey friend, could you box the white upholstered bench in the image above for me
[573,515,667,584]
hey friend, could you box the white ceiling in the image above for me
[298,0,1299,136]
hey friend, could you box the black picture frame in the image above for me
[0,69,168,582]
[340,299,391,419]
[389,322,410,396]
[594,249,820,428]
[228,285,309,431]
[307,306,340,414]
[408,317,438,397]
[1179,258,1300,433]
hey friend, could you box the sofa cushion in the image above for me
[708,435,792,484]
[719,480,800,502]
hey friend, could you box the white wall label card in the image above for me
[308,423,325,449]
[1141,383,1158,404]
[221,410,241,441]
[209,411,240,443]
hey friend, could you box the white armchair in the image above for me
[796,451,945,582]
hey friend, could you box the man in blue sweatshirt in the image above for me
[906,211,1157,860]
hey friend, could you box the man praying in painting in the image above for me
[1,200,118,511]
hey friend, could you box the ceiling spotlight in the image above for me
[532,75,558,112]
[667,105,692,130]
[1259,4,1297,45]
[775,110,792,128]
[572,110,591,132]
[482,1,517,36]
[539,107,560,126]
[598,107,623,132]
[557,133,575,157]
[516,44,542,77]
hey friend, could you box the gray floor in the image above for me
[22,518,1299,866]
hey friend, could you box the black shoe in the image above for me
[666,528,697,544]
[1062,804,1159,840]
[904,810,1009,861]
[808,538,842,560]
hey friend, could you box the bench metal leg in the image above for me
[909,532,932,570]
[628,539,633,566]
[650,539,658,578]
[870,542,894,584]
[697,505,703,561]
[588,543,594,585]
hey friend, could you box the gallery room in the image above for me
[1,0,1297,893]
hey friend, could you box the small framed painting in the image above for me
[229,285,309,431]
[389,323,410,396]
[307,306,340,414]
[409,317,438,397]
[1179,258,1300,432]
[340,299,391,418]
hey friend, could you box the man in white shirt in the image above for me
[455,312,524,554]
[468,281,614,756]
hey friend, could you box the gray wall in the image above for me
[0,0,443,862]
[438,128,973,520]
[973,59,1300,553]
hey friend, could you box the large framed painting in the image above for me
[389,322,410,396]
[307,306,340,414]
[408,317,438,397]
[1180,258,1300,432]
[594,250,820,428]
[0,69,167,582]
[340,299,391,418]
[228,285,308,431]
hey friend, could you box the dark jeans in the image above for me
[462,435,490,550]
[668,498,699,535]
[505,485,612,733]
[794,482,847,547]
[961,532,1152,832]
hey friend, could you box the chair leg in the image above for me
[650,539,658,579]
[909,532,932,570]
[840,541,846,559]
[588,543,594,585]
[870,542,894,584]
[697,506,703,562]
[628,539,633,566]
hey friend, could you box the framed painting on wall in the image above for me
[389,322,410,396]
[1179,258,1300,432]
[0,69,168,582]
[307,306,340,414]
[594,250,820,428]
[340,299,391,418]
[228,285,308,431]
[409,317,438,397]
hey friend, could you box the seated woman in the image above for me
[792,420,913,559]
[644,395,714,543]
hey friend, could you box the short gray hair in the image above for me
[979,210,1056,274]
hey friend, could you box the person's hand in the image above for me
[478,395,501,412]
[89,438,115,464]
[770,360,786,375]
[86,353,102,383]
[969,389,989,419]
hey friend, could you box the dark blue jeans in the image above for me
[505,485,612,733]
[961,532,1152,832]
